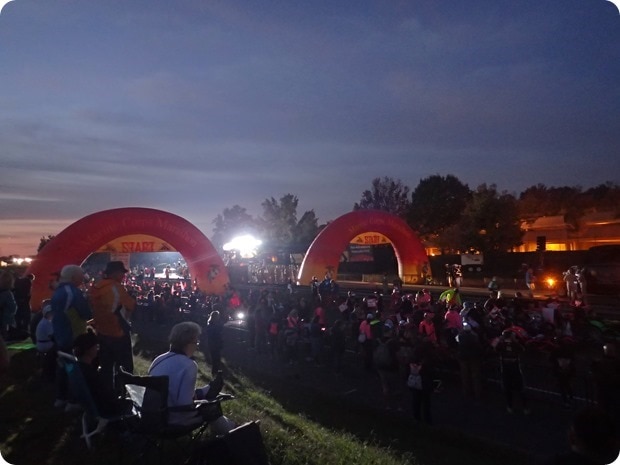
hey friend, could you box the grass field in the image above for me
[0,339,529,465]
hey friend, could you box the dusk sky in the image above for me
[1,0,619,256]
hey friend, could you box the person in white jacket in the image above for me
[148,321,234,433]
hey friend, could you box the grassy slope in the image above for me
[0,346,528,465]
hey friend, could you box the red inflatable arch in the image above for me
[297,210,428,285]
[27,207,228,311]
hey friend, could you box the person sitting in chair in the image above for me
[72,329,131,416]
[148,321,234,433]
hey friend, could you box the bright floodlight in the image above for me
[223,234,262,258]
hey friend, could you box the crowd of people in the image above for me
[2,261,620,464]
[195,281,620,425]
[174,280,618,463]
[0,261,234,437]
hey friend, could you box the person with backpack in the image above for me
[359,313,376,371]
[456,323,484,400]
[206,310,224,374]
[443,305,462,349]
[549,337,576,408]
[329,319,347,373]
[408,346,436,424]
[51,264,92,410]
[308,315,324,365]
[374,326,400,410]
[488,276,500,298]
[284,309,300,365]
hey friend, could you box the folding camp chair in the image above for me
[186,421,269,465]
[118,370,224,464]
[56,351,134,449]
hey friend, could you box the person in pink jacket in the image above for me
[443,305,463,348]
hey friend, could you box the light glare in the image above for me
[223,234,262,258]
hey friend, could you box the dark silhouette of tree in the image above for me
[293,210,319,249]
[211,205,257,250]
[353,177,410,218]
[517,183,620,228]
[518,184,582,220]
[259,194,318,247]
[408,174,471,248]
[581,182,620,214]
[457,184,523,254]
[37,235,55,252]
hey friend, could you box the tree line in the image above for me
[37,176,619,255]
[211,176,620,255]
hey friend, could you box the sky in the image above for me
[1,0,619,257]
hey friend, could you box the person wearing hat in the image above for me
[88,261,136,394]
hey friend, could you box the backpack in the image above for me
[61,285,87,339]
[373,341,392,369]
[407,363,423,390]
[269,322,279,336]
[284,328,298,347]
[370,321,383,340]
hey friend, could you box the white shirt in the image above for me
[148,351,200,426]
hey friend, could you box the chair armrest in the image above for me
[168,403,202,412]
[57,350,77,362]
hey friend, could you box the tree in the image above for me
[517,184,601,228]
[456,184,523,254]
[211,205,257,250]
[258,194,319,248]
[293,210,319,249]
[353,177,410,218]
[259,194,298,245]
[408,174,471,244]
[517,184,582,220]
[582,182,620,213]
[37,235,55,252]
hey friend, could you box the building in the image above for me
[519,211,620,252]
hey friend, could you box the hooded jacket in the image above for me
[89,278,136,338]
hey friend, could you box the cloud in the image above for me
[0,0,618,256]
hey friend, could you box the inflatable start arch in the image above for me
[297,210,428,285]
[27,207,228,311]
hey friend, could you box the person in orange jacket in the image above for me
[89,261,136,394]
